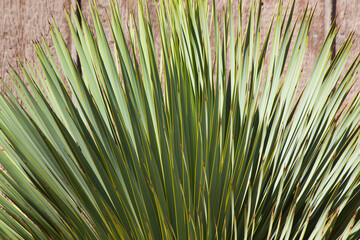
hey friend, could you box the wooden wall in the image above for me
[1,0,359,103]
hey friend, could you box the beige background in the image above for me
[0,0,359,103]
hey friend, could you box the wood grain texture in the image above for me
[1,0,359,103]
[0,0,73,96]
[336,0,360,106]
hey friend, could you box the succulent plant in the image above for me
[0,0,359,239]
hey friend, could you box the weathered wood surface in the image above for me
[0,0,73,93]
[1,0,359,102]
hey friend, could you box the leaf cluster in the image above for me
[0,0,360,239]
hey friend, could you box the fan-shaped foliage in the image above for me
[0,0,360,239]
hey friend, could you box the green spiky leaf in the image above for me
[0,0,360,239]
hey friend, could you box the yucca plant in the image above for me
[0,0,360,239]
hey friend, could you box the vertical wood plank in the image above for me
[0,0,73,96]
[336,0,360,105]
[2,0,360,102]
